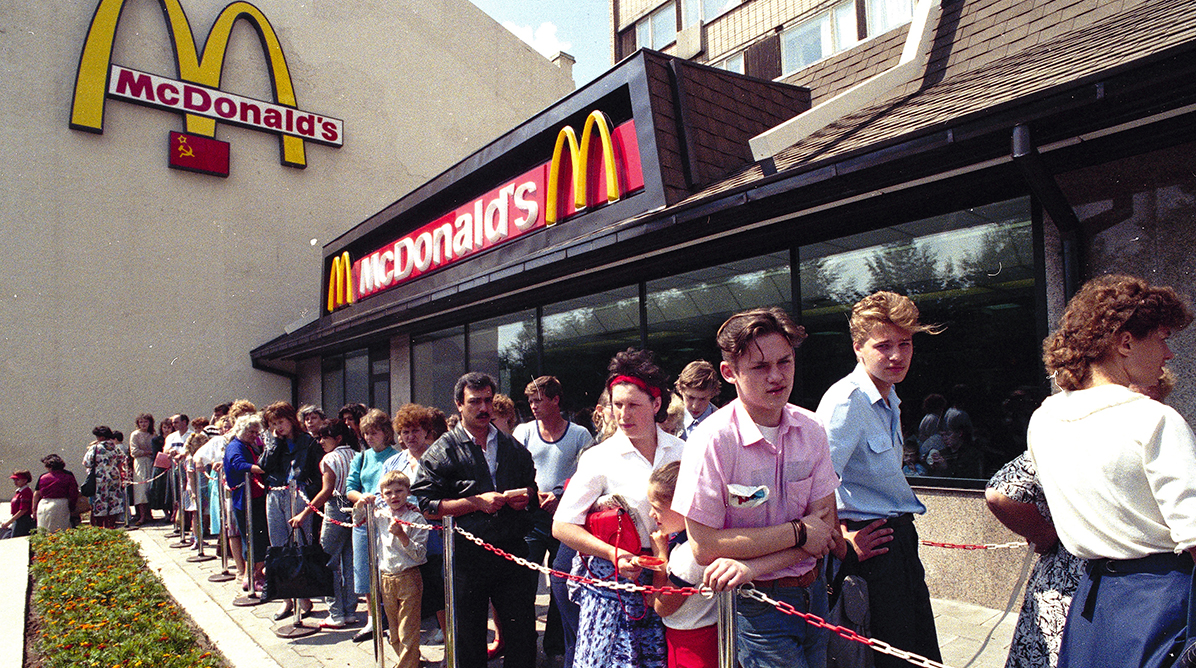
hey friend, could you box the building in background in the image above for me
[0,0,574,478]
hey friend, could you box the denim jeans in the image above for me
[321,500,357,623]
[735,576,829,668]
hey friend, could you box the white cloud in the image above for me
[501,20,572,58]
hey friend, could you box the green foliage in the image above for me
[29,527,225,668]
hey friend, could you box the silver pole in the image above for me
[365,501,386,668]
[193,465,206,556]
[442,515,456,668]
[717,589,737,668]
[177,460,187,537]
[218,470,230,571]
[289,481,299,621]
[245,476,257,596]
[123,454,132,528]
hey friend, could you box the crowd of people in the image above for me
[6,275,1196,668]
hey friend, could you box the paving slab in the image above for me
[0,535,29,668]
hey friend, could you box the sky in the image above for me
[467,0,612,87]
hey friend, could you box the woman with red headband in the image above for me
[553,348,685,668]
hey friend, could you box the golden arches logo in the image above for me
[546,111,622,226]
[327,252,354,313]
[71,0,308,167]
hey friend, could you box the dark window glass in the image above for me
[799,197,1040,481]
[541,285,641,421]
[469,309,537,400]
[344,350,370,408]
[412,327,466,415]
[321,356,344,415]
[646,252,792,407]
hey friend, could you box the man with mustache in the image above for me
[411,372,540,668]
[816,291,943,668]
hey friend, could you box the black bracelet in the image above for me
[792,518,808,549]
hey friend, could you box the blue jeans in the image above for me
[736,577,829,668]
[267,487,312,547]
[321,500,357,623]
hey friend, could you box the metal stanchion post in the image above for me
[275,481,318,638]
[165,459,181,538]
[188,464,215,563]
[442,515,456,668]
[717,590,737,668]
[233,476,262,607]
[209,469,236,582]
[169,460,190,548]
[123,462,132,529]
[365,501,386,667]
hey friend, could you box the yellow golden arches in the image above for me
[546,125,580,226]
[70,0,305,166]
[327,251,354,313]
[579,110,621,208]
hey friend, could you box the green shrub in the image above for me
[30,527,225,668]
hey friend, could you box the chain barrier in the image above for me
[920,540,1027,550]
[289,488,975,667]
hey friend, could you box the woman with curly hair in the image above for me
[553,348,684,668]
[1029,274,1196,668]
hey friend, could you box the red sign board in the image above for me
[168,131,230,177]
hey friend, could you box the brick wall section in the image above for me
[705,0,823,61]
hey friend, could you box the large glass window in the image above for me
[682,0,740,27]
[782,0,915,75]
[412,327,465,415]
[469,310,537,403]
[781,14,832,73]
[402,196,1041,486]
[867,0,915,36]
[646,253,792,406]
[799,198,1039,481]
[322,344,390,413]
[541,285,641,421]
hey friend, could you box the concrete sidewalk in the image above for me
[8,519,1018,668]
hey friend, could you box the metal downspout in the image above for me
[1011,123,1083,300]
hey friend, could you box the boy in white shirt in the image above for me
[374,470,428,668]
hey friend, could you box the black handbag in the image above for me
[261,526,334,601]
[80,446,98,497]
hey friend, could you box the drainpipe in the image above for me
[749,0,940,160]
[1011,124,1083,300]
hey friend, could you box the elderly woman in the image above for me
[33,454,79,533]
[129,413,155,525]
[1029,274,1196,668]
[83,426,127,529]
[224,413,268,591]
[553,348,685,668]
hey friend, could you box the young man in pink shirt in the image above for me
[672,307,842,668]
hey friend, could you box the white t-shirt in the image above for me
[662,537,716,630]
[554,427,685,547]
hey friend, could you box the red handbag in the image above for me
[584,494,642,556]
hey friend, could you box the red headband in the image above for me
[608,375,662,399]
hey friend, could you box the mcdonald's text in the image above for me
[335,117,643,309]
[110,65,342,146]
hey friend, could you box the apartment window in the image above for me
[867,0,915,35]
[781,0,914,75]
[682,0,740,27]
[636,2,677,50]
[714,52,745,74]
[781,13,832,73]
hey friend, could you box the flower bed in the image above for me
[29,527,226,668]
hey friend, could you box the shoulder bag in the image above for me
[262,526,335,602]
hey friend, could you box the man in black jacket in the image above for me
[412,372,539,668]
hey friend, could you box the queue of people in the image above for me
[5,274,1195,668]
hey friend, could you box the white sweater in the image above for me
[1029,384,1196,560]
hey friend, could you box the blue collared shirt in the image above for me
[816,363,925,521]
[681,402,717,441]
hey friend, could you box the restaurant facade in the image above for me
[252,0,1196,606]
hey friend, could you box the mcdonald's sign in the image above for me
[70,0,343,171]
[327,251,354,312]
[325,112,643,312]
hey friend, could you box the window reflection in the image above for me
[412,327,465,415]
[800,197,1039,481]
[470,310,536,400]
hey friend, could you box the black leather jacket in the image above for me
[412,424,539,550]
[260,430,322,498]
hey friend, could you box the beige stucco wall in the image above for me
[0,0,573,478]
